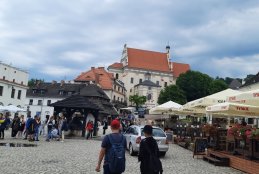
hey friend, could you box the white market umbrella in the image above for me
[227,89,259,106]
[2,105,26,112]
[0,105,5,112]
[149,101,182,114]
[182,89,242,114]
[206,102,259,117]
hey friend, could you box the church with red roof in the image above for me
[108,44,190,108]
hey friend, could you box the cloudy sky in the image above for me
[0,0,259,81]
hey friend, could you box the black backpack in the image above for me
[145,140,163,173]
[107,134,126,173]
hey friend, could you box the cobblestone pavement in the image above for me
[0,131,244,174]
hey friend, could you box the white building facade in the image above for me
[25,96,64,121]
[108,45,175,106]
[133,80,161,109]
[0,62,29,108]
[25,82,85,121]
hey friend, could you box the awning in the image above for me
[206,102,259,117]
[182,89,242,114]
[227,89,259,106]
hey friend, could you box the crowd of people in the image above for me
[1,112,163,174]
[0,113,68,142]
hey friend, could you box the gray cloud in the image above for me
[0,0,259,80]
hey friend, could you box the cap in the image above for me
[143,125,153,135]
[111,119,120,129]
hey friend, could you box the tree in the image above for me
[129,94,146,110]
[158,85,187,105]
[28,78,44,87]
[176,70,213,102]
[209,79,228,94]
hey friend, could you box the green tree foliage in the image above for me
[209,79,228,94]
[176,70,213,102]
[158,85,187,105]
[28,78,44,87]
[129,94,146,110]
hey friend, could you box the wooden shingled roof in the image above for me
[50,95,100,110]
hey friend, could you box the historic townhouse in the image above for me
[74,67,127,109]
[0,62,29,108]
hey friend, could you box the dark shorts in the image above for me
[103,164,121,174]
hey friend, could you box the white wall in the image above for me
[134,85,161,109]
[104,86,126,103]
[109,67,174,104]
[0,63,28,108]
[25,97,65,121]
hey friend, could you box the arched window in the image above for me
[115,73,119,79]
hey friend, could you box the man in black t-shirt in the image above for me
[96,119,126,174]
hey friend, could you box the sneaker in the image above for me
[45,139,50,142]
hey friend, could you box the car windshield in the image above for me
[141,128,166,137]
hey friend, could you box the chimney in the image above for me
[91,67,95,70]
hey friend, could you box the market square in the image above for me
[1,1,259,174]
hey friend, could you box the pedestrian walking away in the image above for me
[96,119,127,174]
[60,115,68,142]
[27,116,37,141]
[11,115,20,138]
[23,115,33,140]
[16,115,25,138]
[86,120,93,139]
[34,116,41,141]
[103,119,108,135]
[138,125,163,174]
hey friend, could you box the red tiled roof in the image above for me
[126,48,171,73]
[108,62,123,69]
[75,67,113,90]
[171,62,190,78]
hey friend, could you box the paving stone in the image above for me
[0,130,244,174]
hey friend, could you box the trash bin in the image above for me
[166,131,173,143]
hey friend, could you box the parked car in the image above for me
[124,125,169,156]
